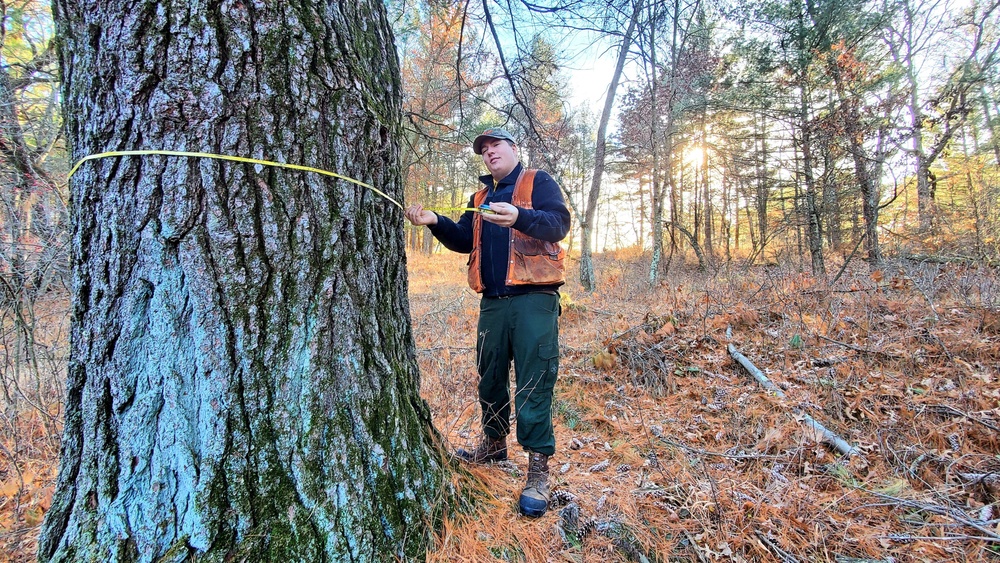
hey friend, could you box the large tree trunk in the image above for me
[40,2,448,561]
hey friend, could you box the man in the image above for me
[404,127,571,518]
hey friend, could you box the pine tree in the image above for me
[39,2,449,560]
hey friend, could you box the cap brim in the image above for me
[473,135,495,155]
[473,135,513,154]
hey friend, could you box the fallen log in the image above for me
[726,327,860,458]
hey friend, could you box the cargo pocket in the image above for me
[538,342,559,383]
[539,342,558,360]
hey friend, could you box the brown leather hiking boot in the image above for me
[455,435,508,463]
[518,451,550,517]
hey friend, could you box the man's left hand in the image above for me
[482,202,518,227]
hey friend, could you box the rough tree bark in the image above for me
[39,2,449,561]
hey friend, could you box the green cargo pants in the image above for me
[476,292,560,456]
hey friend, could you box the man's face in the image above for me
[481,138,518,180]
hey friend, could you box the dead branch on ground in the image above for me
[854,488,1000,543]
[817,334,903,360]
[919,404,1000,433]
[727,327,860,457]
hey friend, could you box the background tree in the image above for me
[39,1,449,560]
[894,0,998,232]
[397,0,496,254]
[0,0,66,428]
[550,111,597,255]
[824,33,902,265]
[726,0,883,274]
[510,36,574,170]
[616,0,710,280]
[579,0,644,292]
[779,0,841,276]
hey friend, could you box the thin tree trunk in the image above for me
[667,222,707,271]
[799,84,826,276]
[980,85,1000,164]
[637,174,648,249]
[700,119,713,264]
[721,171,732,262]
[830,62,885,265]
[755,113,769,260]
[652,0,688,284]
[822,149,840,252]
[581,0,643,292]
[41,2,448,561]
[668,162,680,255]
[647,0,664,284]
[690,161,700,247]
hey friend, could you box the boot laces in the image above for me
[526,453,549,489]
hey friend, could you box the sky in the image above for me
[564,39,621,111]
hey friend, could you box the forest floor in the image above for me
[2,249,998,562]
[410,250,1000,562]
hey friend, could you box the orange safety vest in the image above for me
[467,169,566,293]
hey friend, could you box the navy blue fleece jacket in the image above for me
[428,163,571,297]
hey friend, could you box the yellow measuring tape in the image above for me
[434,207,481,213]
[68,150,405,210]
[68,150,488,216]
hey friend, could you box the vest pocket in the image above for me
[512,236,561,259]
[510,243,564,285]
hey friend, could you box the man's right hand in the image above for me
[404,204,438,226]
